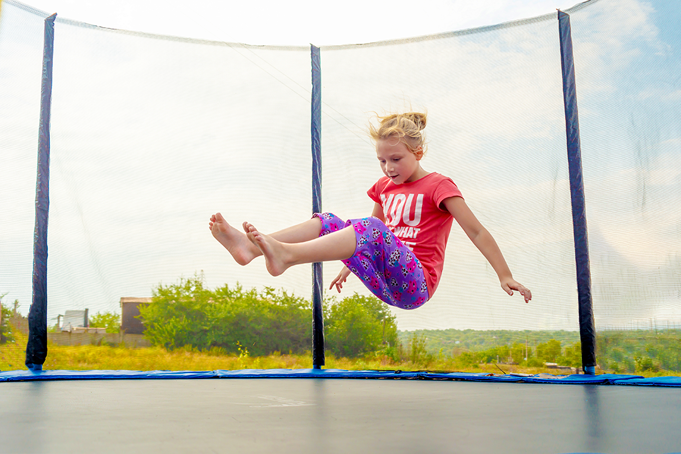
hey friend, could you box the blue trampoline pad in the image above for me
[2,370,681,454]
[1,368,679,386]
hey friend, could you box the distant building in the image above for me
[61,309,89,332]
[120,297,153,334]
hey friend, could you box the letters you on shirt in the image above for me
[380,193,424,248]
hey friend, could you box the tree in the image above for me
[140,275,312,355]
[324,293,398,358]
[89,311,121,333]
[536,339,562,363]
[0,295,15,344]
[557,342,582,367]
[139,275,399,359]
[406,332,432,366]
[476,344,510,364]
[510,342,529,364]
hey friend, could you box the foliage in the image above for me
[324,294,398,358]
[536,339,562,362]
[140,276,313,356]
[405,332,433,367]
[2,331,677,377]
[89,311,121,333]
[139,276,399,359]
[395,328,681,373]
[397,329,581,356]
[597,330,681,373]
[40,272,680,375]
[0,295,16,344]
[557,342,582,368]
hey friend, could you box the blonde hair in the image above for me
[369,111,427,155]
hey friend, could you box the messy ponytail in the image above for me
[369,111,427,155]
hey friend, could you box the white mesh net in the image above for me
[1,0,679,348]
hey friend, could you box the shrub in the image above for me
[140,276,312,356]
[558,342,582,368]
[536,339,562,363]
[405,332,432,366]
[635,356,659,373]
[324,293,398,358]
[0,298,15,344]
[89,311,121,333]
[140,276,397,359]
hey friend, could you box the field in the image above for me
[2,328,679,378]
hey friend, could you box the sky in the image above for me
[17,0,578,46]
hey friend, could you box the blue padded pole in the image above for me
[310,45,325,369]
[558,10,596,375]
[26,13,57,371]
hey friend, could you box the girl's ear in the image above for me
[414,147,424,160]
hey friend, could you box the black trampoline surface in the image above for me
[1,378,680,454]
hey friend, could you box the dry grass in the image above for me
[0,329,28,371]
[2,331,678,378]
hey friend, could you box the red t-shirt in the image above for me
[367,172,463,297]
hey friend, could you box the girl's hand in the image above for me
[501,278,532,303]
[329,266,352,293]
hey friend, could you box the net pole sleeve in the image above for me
[26,13,57,371]
[558,10,596,375]
[311,44,325,369]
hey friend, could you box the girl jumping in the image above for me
[209,112,531,309]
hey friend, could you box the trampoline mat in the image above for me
[2,378,680,454]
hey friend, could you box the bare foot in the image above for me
[243,222,290,276]
[209,213,259,265]
[242,221,257,244]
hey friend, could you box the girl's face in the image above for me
[376,138,425,185]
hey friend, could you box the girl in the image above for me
[209,112,531,309]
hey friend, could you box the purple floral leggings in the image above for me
[314,212,429,310]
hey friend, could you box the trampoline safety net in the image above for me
[0,0,679,374]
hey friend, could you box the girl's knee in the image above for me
[314,212,350,236]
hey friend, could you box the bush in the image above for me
[475,344,509,364]
[89,311,121,333]
[561,342,582,367]
[536,339,562,363]
[0,297,15,344]
[635,356,660,373]
[140,276,312,356]
[510,342,532,365]
[456,351,480,368]
[139,276,397,359]
[405,332,432,366]
[324,294,398,358]
[526,357,544,367]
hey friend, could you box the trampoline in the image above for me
[2,0,681,453]
[2,370,681,453]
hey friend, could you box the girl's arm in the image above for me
[329,203,385,293]
[442,196,531,303]
[370,202,386,222]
